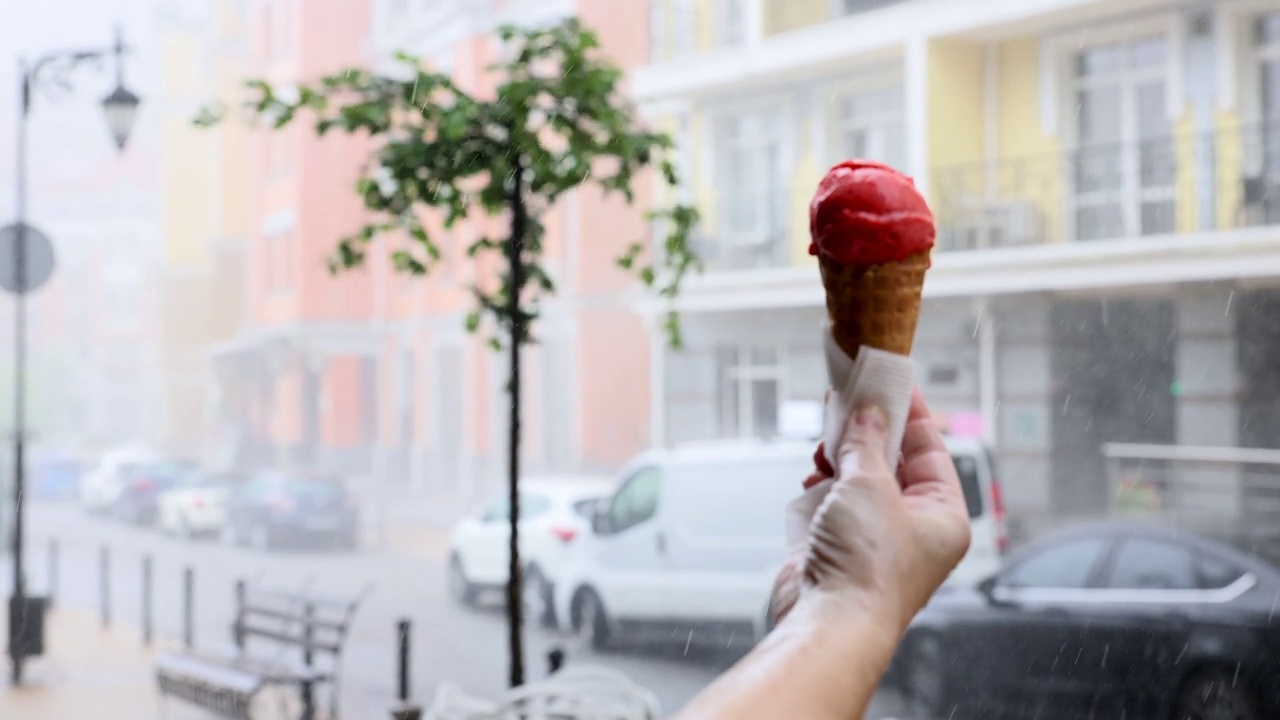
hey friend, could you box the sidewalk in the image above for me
[0,606,164,720]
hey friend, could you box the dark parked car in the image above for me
[112,460,198,525]
[223,473,359,551]
[889,522,1280,720]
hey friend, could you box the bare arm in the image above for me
[673,596,897,720]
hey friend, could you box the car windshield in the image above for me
[17,2,1280,718]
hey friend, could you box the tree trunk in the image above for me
[505,152,527,689]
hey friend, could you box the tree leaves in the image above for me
[193,17,700,349]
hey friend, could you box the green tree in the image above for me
[198,17,698,687]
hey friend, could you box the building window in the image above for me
[673,0,694,58]
[717,108,787,267]
[1072,35,1175,241]
[1252,12,1280,224]
[830,84,905,169]
[717,346,781,439]
[399,348,416,448]
[716,0,746,47]
[837,0,907,15]
[360,357,379,444]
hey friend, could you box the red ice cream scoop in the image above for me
[808,160,935,266]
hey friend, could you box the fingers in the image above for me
[901,387,947,466]
[836,405,890,480]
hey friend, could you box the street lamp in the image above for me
[6,23,140,686]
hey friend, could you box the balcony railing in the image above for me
[690,231,790,272]
[931,121,1280,252]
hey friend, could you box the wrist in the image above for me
[786,591,905,665]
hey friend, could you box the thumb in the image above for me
[837,404,890,480]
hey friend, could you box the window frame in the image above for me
[1068,33,1177,241]
[711,97,792,264]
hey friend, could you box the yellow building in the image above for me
[637,0,1280,523]
[157,0,250,462]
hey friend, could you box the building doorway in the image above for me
[1050,298,1177,515]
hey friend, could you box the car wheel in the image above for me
[448,555,477,607]
[903,634,953,720]
[575,588,611,651]
[1173,668,1260,720]
[523,566,556,629]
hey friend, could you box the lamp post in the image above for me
[7,24,140,686]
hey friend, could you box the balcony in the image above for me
[931,121,1280,252]
[690,231,790,272]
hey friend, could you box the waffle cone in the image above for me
[819,250,929,358]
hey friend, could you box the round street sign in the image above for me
[0,223,56,295]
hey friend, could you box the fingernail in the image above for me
[854,405,888,433]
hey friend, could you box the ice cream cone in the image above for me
[819,250,929,358]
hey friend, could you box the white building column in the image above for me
[904,34,931,196]
[977,297,998,446]
[646,313,667,450]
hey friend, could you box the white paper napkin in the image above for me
[787,323,915,551]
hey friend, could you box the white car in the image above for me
[157,472,238,539]
[554,436,1008,649]
[80,446,158,514]
[447,477,612,626]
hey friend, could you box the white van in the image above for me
[554,436,1007,649]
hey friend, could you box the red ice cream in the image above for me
[808,160,935,266]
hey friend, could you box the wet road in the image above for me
[22,502,908,718]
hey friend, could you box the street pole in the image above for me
[6,29,138,686]
[9,58,30,687]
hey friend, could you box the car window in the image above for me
[951,453,984,519]
[571,498,600,517]
[1197,551,1245,590]
[606,467,661,534]
[1105,538,1198,590]
[1003,537,1109,589]
[480,492,553,522]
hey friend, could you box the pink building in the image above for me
[212,0,379,474]
[215,0,659,515]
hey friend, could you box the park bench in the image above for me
[155,581,369,720]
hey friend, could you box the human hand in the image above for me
[771,387,971,635]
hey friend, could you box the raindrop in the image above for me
[684,629,693,656]
[972,307,983,339]
[726,630,735,648]
[1061,394,1071,416]
[1174,642,1187,664]
[1225,289,1234,316]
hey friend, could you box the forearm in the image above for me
[673,596,901,720]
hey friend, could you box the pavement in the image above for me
[0,606,163,720]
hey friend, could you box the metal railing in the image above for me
[1102,442,1280,563]
[931,121,1280,251]
[690,232,790,272]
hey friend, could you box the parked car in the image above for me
[554,436,1006,649]
[80,446,158,514]
[447,477,612,626]
[222,473,359,551]
[157,471,241,539]
[888,522,1280,720]
[112,460,198,525]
